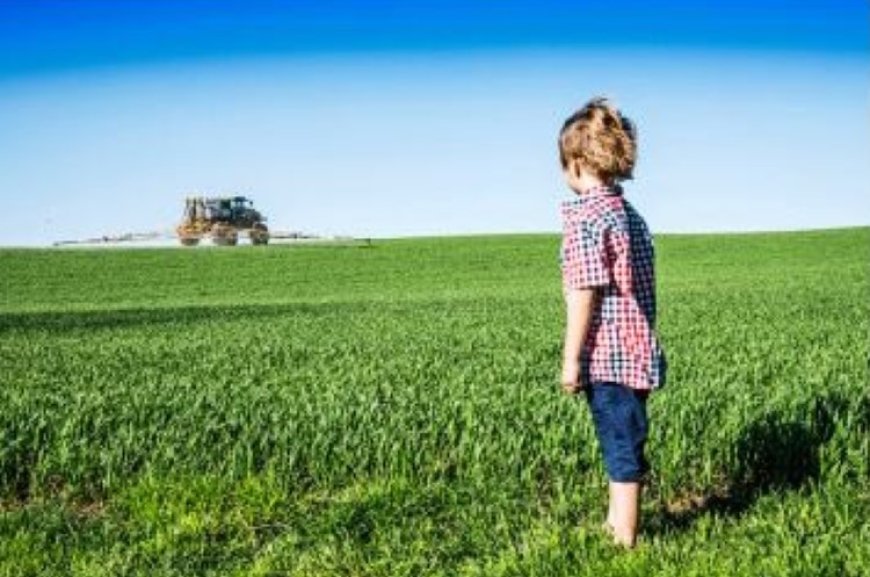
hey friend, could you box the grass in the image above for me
[1,227,868,576]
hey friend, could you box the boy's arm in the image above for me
[561,287,597,393]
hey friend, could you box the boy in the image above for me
[557,97,666,549]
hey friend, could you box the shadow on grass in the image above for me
[0,295,492,335]
[647,392,845,535]
[0,301,380,334]
[0,303,323,333]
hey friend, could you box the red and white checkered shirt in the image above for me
[560,185,666,391]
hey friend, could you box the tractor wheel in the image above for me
[251,226,270,246]
[179,236,200,247]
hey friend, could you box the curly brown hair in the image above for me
[558,97,637,183]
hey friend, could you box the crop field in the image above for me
[1,227,868,576]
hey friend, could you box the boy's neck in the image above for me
[574,173,611,196]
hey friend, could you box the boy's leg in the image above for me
[609,480,641,547]
[607,482,617,528]
[586,382,648,548]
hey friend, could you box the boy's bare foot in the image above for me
[600,521,636,549]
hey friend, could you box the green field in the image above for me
[1,228,868,576]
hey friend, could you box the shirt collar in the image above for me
[560,184,623,211]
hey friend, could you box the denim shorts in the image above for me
[584,381,650,482]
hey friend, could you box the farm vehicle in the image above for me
[176,196,270,246]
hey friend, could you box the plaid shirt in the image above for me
[560,185,666,391]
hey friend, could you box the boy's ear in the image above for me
[571,161,583,179]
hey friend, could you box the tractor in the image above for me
[176,196,270,246]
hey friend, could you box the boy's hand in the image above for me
[561,358,583,394]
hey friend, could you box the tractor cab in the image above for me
[232,196,254,211]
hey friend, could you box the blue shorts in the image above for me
[584,381,650,482]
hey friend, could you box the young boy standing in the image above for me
[557,97,666,549]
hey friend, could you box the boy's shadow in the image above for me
[646,392,845,534]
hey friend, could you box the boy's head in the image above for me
[558,97,637,184]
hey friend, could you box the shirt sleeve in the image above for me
[561,217,612,290]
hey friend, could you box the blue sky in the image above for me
[0,1,867,245]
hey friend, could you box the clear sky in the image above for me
[0,1,867,245]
